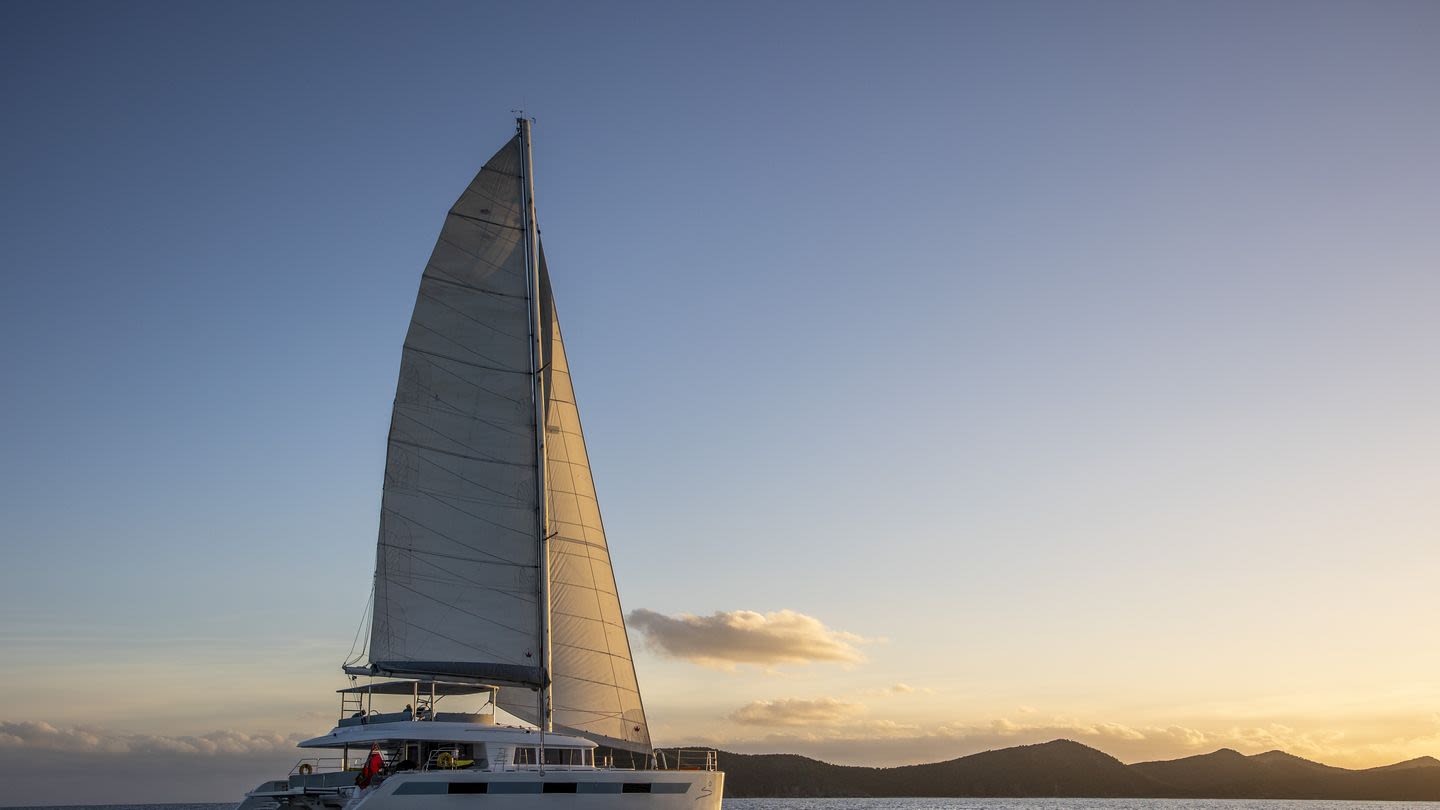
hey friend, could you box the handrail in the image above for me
[289,756,362,775]
[657,748,717,772]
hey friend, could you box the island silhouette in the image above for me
[648,739,1440,799]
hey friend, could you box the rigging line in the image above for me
[397,394,527,438]
[397,484,529,513]
[409,320,513,370]
[418,290,529,342]
[402,343,528,376]
[548,637,633,658]
[379,533,530,570]
[444,185,521,226]
[422,272,528,301]
[451,173,521,204]
[377,518,529,564]
[382,514,531,564]
[389,434,529,472]
[383,613,512,664]
[551,536,611,554]
[385,475,525,510]
[548,670,643,691]
[432,231,518,273]
[458,185,521,214]
[384,579,534,641]
[448,210,525,232]
[401,456,531,509]
[396,384,508,422]
[550,594,620,608]
[551,704,626,716]
[390,571,532,595]
[391,411,526,465]
[416,488,535,542]
[467,165,522,181]
[403,354,532,415]
[550,613,625,629]
[383,545,539,604]
[344,584,376,666]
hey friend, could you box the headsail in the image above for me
[368,134,545,688]
[495,252,651,754]
[365,125,651,752]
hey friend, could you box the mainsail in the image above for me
[364,125,651,753]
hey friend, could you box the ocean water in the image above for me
[0,806,237,810]
[8,795,1440,801]
[725,802,1440,810]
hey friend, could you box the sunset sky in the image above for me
[3,0,1440,804]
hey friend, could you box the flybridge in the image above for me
[336,678,499,728]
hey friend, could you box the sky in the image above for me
[3,0,1440,803]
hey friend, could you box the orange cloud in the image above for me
[731,698,866,727]
[628,608,872,668]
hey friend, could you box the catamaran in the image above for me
[238,118,723,810]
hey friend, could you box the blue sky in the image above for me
[3,1,1440,803]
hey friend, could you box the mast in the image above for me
[517,116,553,735]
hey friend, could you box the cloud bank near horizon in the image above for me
[0,720,305,756]
[627,608,872,668]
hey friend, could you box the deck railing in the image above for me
[656,748,717,771]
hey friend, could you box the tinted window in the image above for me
[543,747,585,765]
[622,783,652,793]
[542,783,578,793]
[448,783,488,794]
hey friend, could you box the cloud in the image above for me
[0,720,304,756]
[890,683,916,694]
[731,698,866,727]
[0,721,307,805]
[628,608,872,668]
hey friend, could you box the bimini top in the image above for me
[337,680,492,696]
[298,720,594,750]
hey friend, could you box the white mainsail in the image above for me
[364,126,651,753]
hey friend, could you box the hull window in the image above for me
[542,783,578,793]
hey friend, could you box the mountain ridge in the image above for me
[667,739,1440,799]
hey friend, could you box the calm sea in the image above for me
[726,803,1440,810]
[8,795,1440,801]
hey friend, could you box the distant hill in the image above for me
[676,739,1440,800]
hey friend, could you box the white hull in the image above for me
[243,768,722,810]
[356,770,721,810]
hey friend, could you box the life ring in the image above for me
[437,752,455,769]
[298,763,314,775]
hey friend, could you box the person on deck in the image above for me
[356,743,385,788]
